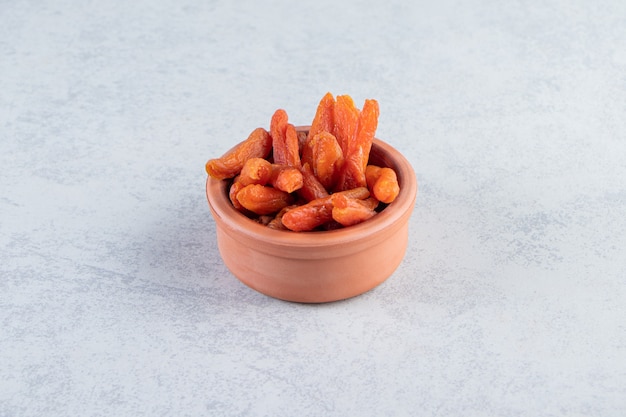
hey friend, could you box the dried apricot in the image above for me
[307,92,335,142]
[301,131,344,190]
[229,179,248,213]
[281,198,332,232]
[238,157,272,186]
[354,99,379,172]
[284,124,302,168]
[366,164,399,204]
[297,163,329,202]
[236,184,293,215]
[206,127,272,180]
[335,99,379,191]
[365,164,382,190]
[270,109,301,167]
[282,187,369,232]
[270,165,304,193]
[331,193,377,227]
[333,95,359,156]
[206,93,397,232]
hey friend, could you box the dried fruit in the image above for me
[205,93,400,231]
[282,187,369,232]
[238,157,273,186]
[236,184,293,215]
[331,193,377,227]
[297,163,329,202]
[307,92,335,142]
[270,165,304,193]
[333,95,359,157]
[229,180,248,212]
[270,109,301,167]
[285,124,302,168]
[206,127,272,180]
[301,131,344,190]
[365,164,399,204]
[335,99,379,191]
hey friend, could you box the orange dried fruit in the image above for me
[331,193,377,227]
[301,131,344,190]
[335,98,379,191]
[228,179,248,213]
[236,184,293,215]
[333,95,360,157]
[307,92,335,142]
[206,93,396,231]
[206,127,272,180]
[284,124,302,168]
[366,164,399,204]
[270,165,304,193]
[282,187,369,232]
[270,109,300,167]
[238,157,273,186]
[297,162,330,202]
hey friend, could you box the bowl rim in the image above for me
[206,128,417,251]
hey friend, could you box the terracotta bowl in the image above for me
[206,127,418,303]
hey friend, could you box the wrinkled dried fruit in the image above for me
[270,109,288,149]
[282,187,369,232]
[354,99,379,172]
[333,95,359,157]
[331,193,377,227]
[301,131,344,190]
[366,164,399,204]
[307,92,335,142]
[270,110,301,167]
[270,165,304,193]
[238,157,272,186]
[297,163,330,202]
[206,93,399,231]
[206,127,272,180]
[365,164,382,190]
[335,99,379,191]
[284,124,302,168]
[229,179,248,212]
[236,184,293,215]
[281,200,332,232]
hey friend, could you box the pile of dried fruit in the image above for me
[205,93,400,232]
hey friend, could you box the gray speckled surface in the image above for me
[2,0,626,416]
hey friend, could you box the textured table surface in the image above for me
[2,1,625,416]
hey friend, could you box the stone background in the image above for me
[1,0,625,416]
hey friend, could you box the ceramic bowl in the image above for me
[206,126,417,303]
